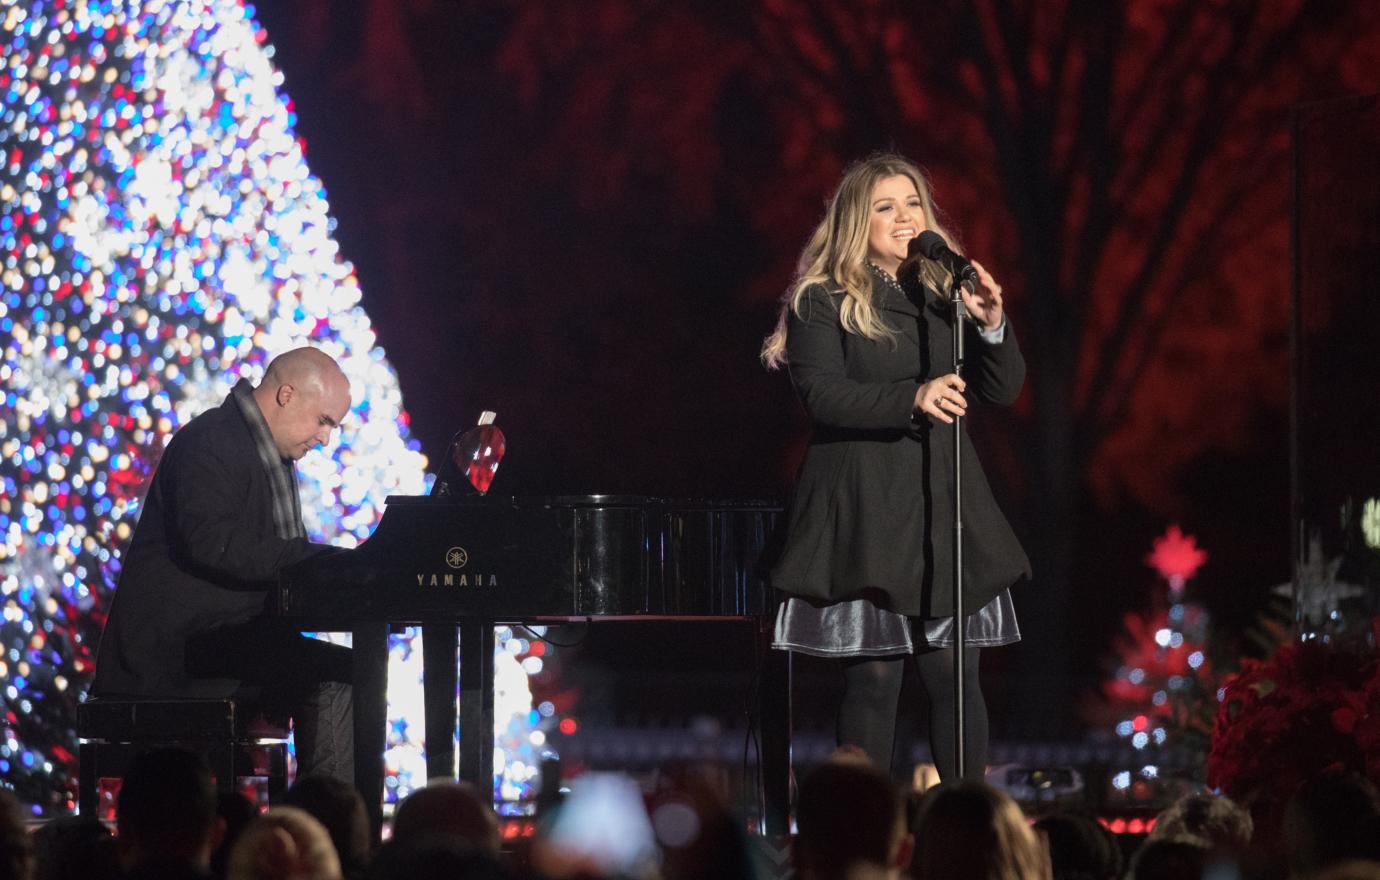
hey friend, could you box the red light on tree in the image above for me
[559,718,577,735]
[1145,524,1208,583]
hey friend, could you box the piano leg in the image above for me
[758,617,792,836]
[457,619,495,798]
[352,620,390,840]
[421,624,459,781]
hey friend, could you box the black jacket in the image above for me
[92,389,328,698]
[769,274,1031,617]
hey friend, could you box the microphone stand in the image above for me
[947,272,968,780]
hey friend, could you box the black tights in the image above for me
[837,647,987,781]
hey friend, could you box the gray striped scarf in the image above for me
[231,378,307,540]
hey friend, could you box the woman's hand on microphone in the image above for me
[915,373,967,424]
[961,259,1004,331]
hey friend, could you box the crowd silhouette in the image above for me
[2,747,1379,880]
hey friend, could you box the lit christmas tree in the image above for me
[0,0,556,812]
[1093,525,1218,803]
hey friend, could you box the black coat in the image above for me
[92,390,329,698]
[769,274,1031,617]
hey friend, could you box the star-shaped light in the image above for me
[1145,524,1208,583]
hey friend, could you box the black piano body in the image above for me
[277,495,789,835]
[279,494,780,621]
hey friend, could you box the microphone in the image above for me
[910,230,978,292]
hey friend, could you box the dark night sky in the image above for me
[246,1,1380,733]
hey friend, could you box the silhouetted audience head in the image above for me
[226,807,341,880]
[1309,861,1380,880]
[1149,792,1252,852]
[649,762,756,880]
[1284,771,1380,877]
[910,780,1048,880]
[366,835,502,880]
[31,815,119,880]
[0,788,35,880]
[117,747,223,875]
[391,780,499,856]
[211,792,259,880]
[1031,814,1121,880]
[283,775,371,877]
[794,758,912,880]
[1127,838,1207,880]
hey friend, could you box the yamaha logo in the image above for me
[419,546,495,587]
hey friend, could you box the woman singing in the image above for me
[761,153,1031,780]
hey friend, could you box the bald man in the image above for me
[93,347,355,782]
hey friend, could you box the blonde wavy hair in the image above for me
[760,153,961,369]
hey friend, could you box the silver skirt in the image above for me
[772,589,1020,657]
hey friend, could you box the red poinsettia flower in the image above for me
[1208,636,1380,842]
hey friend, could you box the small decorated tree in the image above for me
[1091,525,1219,803]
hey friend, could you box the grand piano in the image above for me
[276,494,789,835]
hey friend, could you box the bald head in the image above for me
[252,347,351,461]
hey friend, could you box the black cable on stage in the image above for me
[517,622,590,648]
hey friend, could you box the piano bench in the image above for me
[77,698,290,820]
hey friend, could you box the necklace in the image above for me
[867,261,906,297]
